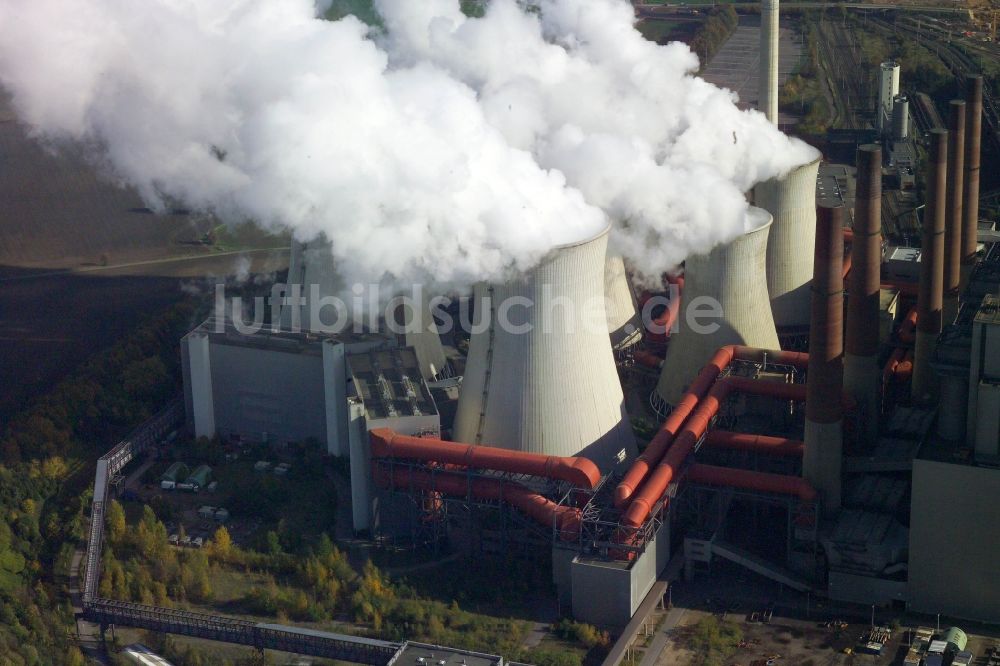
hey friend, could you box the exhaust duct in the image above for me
[756,157,821,328]
[804,203,845,515]
[656,209,780,406]
[944,99,966,322]
[760,0,779,124]
[844,145,882,444]
[913,129,948,403]
[453,225,637,473]
[962,76,983,287]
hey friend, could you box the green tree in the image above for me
[106,499,126,545]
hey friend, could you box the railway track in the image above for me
[868,14,1000,151]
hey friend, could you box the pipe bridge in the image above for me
[83,599,403,663]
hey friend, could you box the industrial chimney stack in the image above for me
[760,0,779,124]
[962,76,983,288]
[944,100,966,323]
[844,145,882,445]
[913,129,948,403]
[804,203,845,515]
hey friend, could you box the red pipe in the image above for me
[621,375,832,529]
[633,350,664,369]
[897,307,918,344]
[369,428,601,490]
[842,250,853,280]
[373,467,581,539]
[614,345,810,508]
[702,430,804,457]
[686,463,817,502]
[882,347,905,387]
[881,279,919,296]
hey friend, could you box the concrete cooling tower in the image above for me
[656,208,780,405]
[453,225,638,474]
[284,238,447,382]
[755,157,821,329]
[604,255,643,351]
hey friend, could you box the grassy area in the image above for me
[637,19,697,45]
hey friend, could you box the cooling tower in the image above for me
[394,291,449,381]
[759,0,779,124]
[453,225,637,473]
[604,255,642,350]
[656,208,780,405]
[755,157,821,329]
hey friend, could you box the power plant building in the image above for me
[878,61,900,130]
[180,317,383,453]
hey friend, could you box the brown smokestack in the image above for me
[805,203,844,514]
[962,76,983,286]
[845,145,881,444]
[944,99,965,322]
[913,128,948,403]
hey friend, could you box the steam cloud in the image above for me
[0,0,818,288]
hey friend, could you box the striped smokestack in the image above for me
[804,203,845,515]
[913,128,948,403]
[844,145,881,445]
[961,76,983,287]
[760,0,779,124]
[944,99,965,322]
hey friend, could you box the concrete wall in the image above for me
[909,459,1000,622]
[570,523,669,628]
[828,570,907,605]
[209,343,327,445]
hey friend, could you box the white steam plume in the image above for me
[0,0,818,289]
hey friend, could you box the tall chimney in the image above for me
[844,145,881,445]
[805,203,845,515]
[944,99,966,323]
[913,129,948,403]
[760,0,779,124]
[961,76,983,288]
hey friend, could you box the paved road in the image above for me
[0,246,289,283]
[637,607,688,666]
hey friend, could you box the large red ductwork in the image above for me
[373,467,582,539]
[368,428,601,490]
[897,307,918,345]
[686,463,817,502]
[633,350,665,369]
[702,431,804,457]
[614,345,810,508]
[620,373,833,529]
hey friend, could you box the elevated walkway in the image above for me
[710,541,812,592]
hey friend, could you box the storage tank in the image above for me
[604,255,642,350]
[878,61,900,130]
[453,225,637,473]
[892,95,910,141]
[755,157,821,329]
[656,208,780,405]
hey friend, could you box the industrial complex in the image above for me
[69,0,1000,663]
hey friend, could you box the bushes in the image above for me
[689,6,738,67]
[687,616,743,666]
[554,618,610,649]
